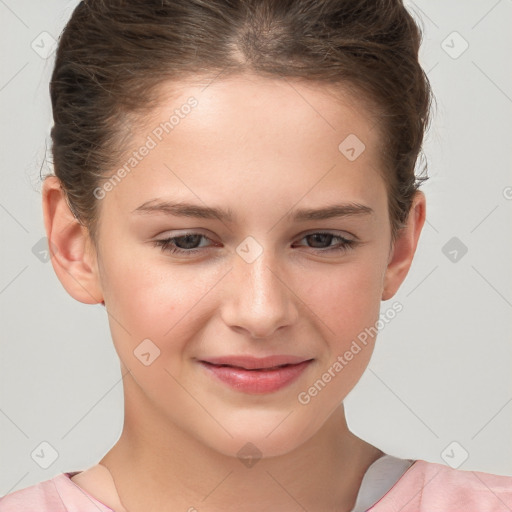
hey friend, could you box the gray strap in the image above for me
[350,454,415,512]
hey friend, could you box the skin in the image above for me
[42,73,425,512]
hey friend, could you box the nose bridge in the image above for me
[222,238,297,338]
[241,248,280,306]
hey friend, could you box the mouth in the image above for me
[197,356,314,394]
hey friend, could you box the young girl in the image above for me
[1,0,511,511]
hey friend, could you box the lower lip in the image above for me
[199,360,312,394]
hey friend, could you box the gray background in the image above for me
[1,0,511,496]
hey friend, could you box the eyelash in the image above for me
[152,231,357,256]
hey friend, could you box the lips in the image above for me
[197,355,313,394]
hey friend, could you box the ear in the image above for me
[42,176,104,305]
[382,191,426,301]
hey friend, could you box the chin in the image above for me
[193,410,320,462]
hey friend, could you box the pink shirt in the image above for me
[1,457,511,511]
[366,459,512,511]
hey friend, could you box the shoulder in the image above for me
[0,473,69,512]
[0,471,114,512]
[414,459,512,499]
[370,459,512,512]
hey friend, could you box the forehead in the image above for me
[102,73,387,221]
[147,72,382,155]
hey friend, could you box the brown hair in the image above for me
[47,0,434,245]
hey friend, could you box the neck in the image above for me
[100,377,384,512]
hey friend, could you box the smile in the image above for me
[198,358,313,394]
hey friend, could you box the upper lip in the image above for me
[199,355,313,370]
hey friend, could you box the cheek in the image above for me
[296,254,387,389]
[302,255,386,336]
[99,245,224,361]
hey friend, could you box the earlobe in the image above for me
[42,176,104,305]
[381,191,426,301]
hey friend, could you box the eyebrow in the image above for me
[132,199,374,222]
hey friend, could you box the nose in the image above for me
[220,245,299,339]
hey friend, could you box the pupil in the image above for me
[176,234,201,249]
[309,233,332,248]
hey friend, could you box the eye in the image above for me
[293,232,357,253]
[153,232,214,256]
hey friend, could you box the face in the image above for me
[89,74,397,458]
